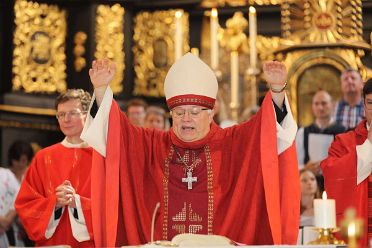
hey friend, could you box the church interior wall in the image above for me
[0,0,372,163]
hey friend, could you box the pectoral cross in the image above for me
[182,171,197,190]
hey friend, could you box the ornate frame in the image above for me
[133,10,189,97]
[12,0,67,93]
[283,48,365,124]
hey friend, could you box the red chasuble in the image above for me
[15,143,94,247]
[91,92,300,246]
[321,120,369,247]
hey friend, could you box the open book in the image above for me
[141,234,234,247]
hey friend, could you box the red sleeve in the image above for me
[91,100,162,247]
[260,92,300,245]
[320,131,370,247]
[214,92,300,245]
[320,133,358,215]
[15,155,56,242]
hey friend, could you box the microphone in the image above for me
[151,202,160,244]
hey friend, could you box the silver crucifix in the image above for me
[182,171,197,190]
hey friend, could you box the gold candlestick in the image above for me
[219,12,249,122]
[340,208,364,248]
[308,228,345,245]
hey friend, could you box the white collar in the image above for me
[367,122,370,131]
[61,137,89,148]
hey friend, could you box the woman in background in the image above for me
[300,169,321,226]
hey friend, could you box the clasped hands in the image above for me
[56,180,76,208]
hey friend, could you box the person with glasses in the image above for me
[321,79,372,247]
[81,53,299,246]
[15,89,95,247]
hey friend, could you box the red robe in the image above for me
[15,143,94,247]
[321,120,369,247]
[91,92,300,246]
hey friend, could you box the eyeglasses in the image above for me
[56,110,87,120]
[171,107,210,119]
[365,100,372,110]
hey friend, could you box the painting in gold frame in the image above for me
[133,10,189,97]
[12,0,67,93]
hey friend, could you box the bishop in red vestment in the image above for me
[15,89,94,247]
[82,54,300,247]
[321,80,372,248]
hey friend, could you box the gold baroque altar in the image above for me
[8,0,372,125]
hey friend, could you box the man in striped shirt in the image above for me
[334,68,365,130]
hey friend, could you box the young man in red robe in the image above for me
[81,54,300,246]
[322,79,372,247]
[15,89,94,247]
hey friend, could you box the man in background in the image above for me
[296,90,345,191]
[126,98,147,127]
[334,69,365,130]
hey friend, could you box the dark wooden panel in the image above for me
[0,0,15,97]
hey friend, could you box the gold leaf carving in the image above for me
[281,0,364,43]
[12,0,67,93]
[133,10,189,97]
[95,4,125,94]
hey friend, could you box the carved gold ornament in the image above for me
[201,0,281,7]
[283,48,368,125]
[95,4,125,94]
[219,12,249,53]
[133,10,189,97]
[73,31,87,72]
[281,0,363,43]
[12,0,67,93]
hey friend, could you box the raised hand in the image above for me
[88,58,116,89]
[263,61,287,91]
[55,180,76,208]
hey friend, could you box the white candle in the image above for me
[230,51,239,107]
[210,8,219,70]
[314,191,336,228]
[249,6,257,69]
[175,10,183,61]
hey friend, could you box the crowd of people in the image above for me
[0,54,371,247]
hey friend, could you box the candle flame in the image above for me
[249,6,256,14]
[211,8,218,18]
[322,191,327,200]
[348,222,356,236]
[175,10,183,18]
[191,48,199,57]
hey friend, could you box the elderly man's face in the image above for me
[171,105,214,142]
[341,71,363,95]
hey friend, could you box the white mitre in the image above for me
[164,53,218,110]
